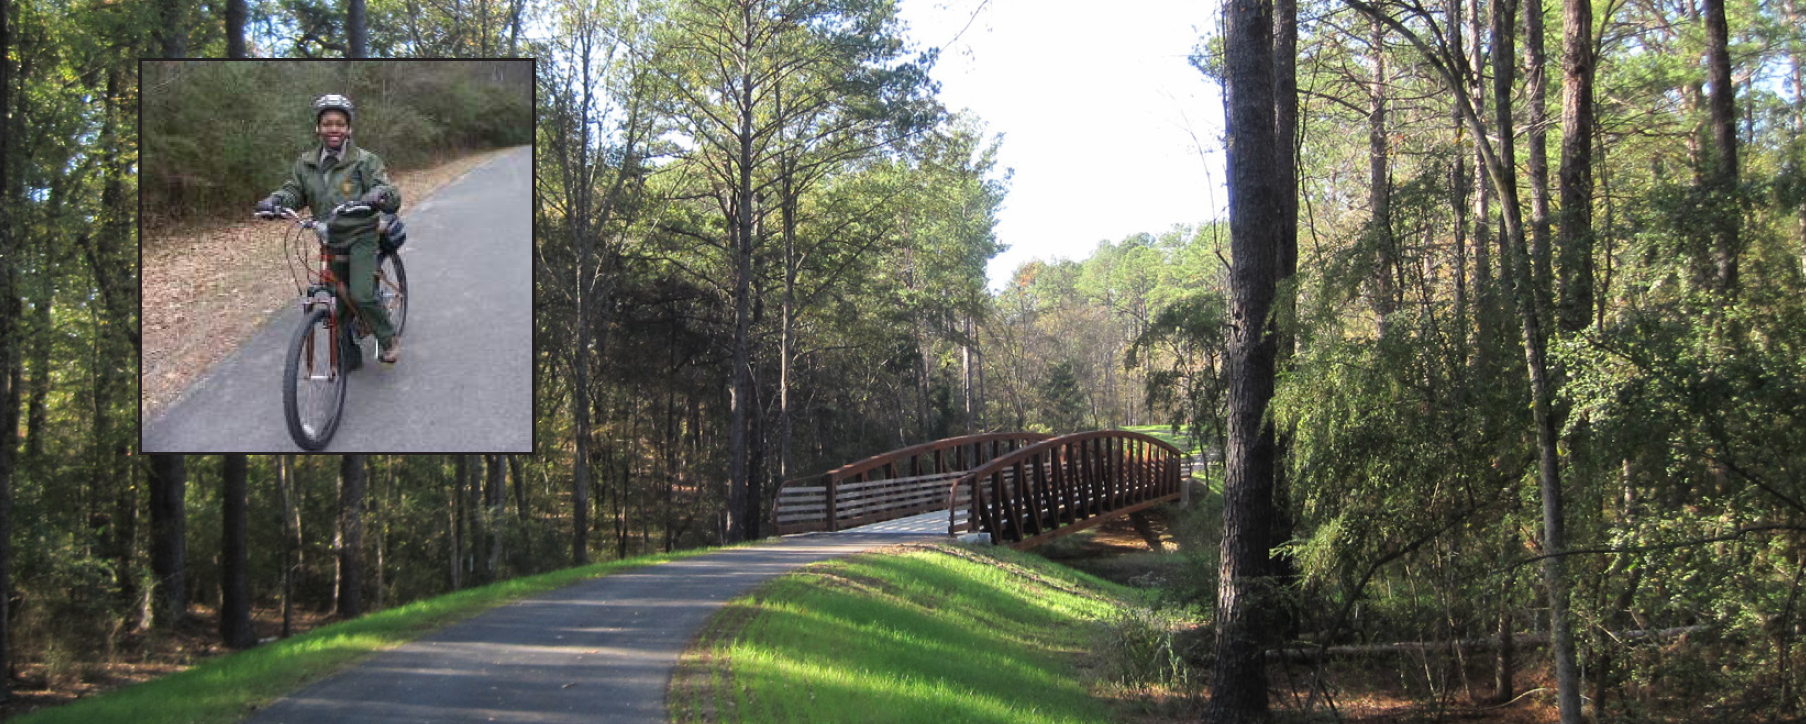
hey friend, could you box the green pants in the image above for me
[333,236,396,350]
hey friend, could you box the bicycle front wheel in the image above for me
[378,251,408,337]
[283,308,347,450]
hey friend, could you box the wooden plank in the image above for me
[777,486,828,495]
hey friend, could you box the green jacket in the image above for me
[270,139,402,246]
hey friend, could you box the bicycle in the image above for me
[259,201,409,450]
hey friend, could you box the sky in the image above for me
[894,0,1228,289]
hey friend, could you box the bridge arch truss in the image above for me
[772,430,1187,548]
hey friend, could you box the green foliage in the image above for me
[1096,604,1204,703]
[991,224,1227,436]
[11,549,717,724]
[141,60,532,222]
[1128,290,1229,454]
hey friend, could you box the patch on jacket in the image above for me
[340,177,356,197]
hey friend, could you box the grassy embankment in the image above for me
[671,543,1146,724]
[1121,424,1206,458]
[13,548,721,724]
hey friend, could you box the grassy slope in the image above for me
[672,543,1139,724]
[14,549,719,724]
[1121,424,1204,457]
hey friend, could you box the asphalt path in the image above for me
[243,515,949,724]
[142,145,533,453]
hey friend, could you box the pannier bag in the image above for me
[378,213,408,253]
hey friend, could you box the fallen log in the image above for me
[1265,625,1711,662]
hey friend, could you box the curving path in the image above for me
[243,515,946,724]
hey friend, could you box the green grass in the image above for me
[671,543,1140,724]
[15,548,723,724]
[1121,424,1205,457]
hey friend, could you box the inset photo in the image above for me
[140,59,534,453]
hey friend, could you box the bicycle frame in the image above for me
[277,205,377,357]
[263,200,407,449]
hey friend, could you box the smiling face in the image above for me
[316,110,351,151]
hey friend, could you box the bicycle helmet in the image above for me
[313,93,355,124]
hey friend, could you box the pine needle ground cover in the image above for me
[12,549,718,724]
[671,543,1134,724]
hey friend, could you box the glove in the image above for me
[360,188,389,208]
[255,195,281,215]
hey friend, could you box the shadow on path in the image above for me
[246,513,949,724]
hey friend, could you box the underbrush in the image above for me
[9,548,715,724]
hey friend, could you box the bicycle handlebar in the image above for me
[255,201,375,222]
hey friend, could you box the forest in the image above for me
[0,0,1802,722]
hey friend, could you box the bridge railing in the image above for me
[771,432,1052,534]
[952,430,1185,548]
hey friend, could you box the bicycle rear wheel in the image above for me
[378,251,408,337]
[283,308,346,450]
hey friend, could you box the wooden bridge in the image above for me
[772,430,1189,548]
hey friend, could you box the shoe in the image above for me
[379,337,401,364]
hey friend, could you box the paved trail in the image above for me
[244,515,948,724]
[143,145,532,453]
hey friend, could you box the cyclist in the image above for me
[256,93,404,366]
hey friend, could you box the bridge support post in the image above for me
[1129,511,1165,552]
[823,472,838,532]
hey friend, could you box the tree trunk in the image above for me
[1703,0,1740,294]
[337,455,365,618]
[508,0,523,56]
[1272,0,1302,642]
[23,269,48,462]
[450,456,464,589]
[1466,0,1495,351]
[1351,0,1583,715]
[364,456,382,610]
[486,454,504,579]
[1368,14,1395,320]
[347,0,368,58]
[0,52,15,684]
[1555,0,1595,332]
[156,0,187,56]
[1494,579,1517,702]
[1525,0,1551,312]
[226,0,247,57]
[566,22,598,566]
[573,337,592,564]
[510,454,527,522]
[149,454,188,629]
[726,123,756,544]
[779,170,798,494]
[220,454,254,648]
[1209,0,1285,719]
[1493,1,1582,718]
[277,455,297,637]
